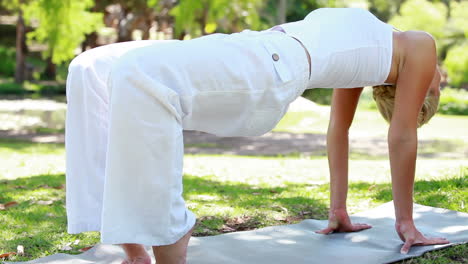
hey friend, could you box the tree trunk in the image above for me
[199,7,208,35]
[43,56,56,80]
[15,8,26,84]
[81,32,99,51]
[278,0,287,24]
[117,6,134,42]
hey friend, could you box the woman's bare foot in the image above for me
[121,243,152,264]
[152,226,195,264]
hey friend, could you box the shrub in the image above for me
[0,46,16,77]
[301,88,333,105]
[444,44,468,88]
[0,81,26,95]
[0,24,16,46]
[439,87,468,115]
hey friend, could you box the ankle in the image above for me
[121,243,149,258]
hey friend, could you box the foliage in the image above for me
[1,0,22,11]
[22,0,103,65]
[442,1,468,88]
[0,24,17,46]
[0,81,24,94]
[0,46,16,77]
[449,1,468,40]
[389,0,447,40]
[0,81,66,95]
[301,88,333,105]
[368,0,405,22]
[444,44,468,88]
[438,87,468,115]
[170,0,264,37]
[283,0,323,23]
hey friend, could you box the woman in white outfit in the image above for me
[65,8,447,264]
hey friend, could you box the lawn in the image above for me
[0,107,467,263]
[274,106,468,141]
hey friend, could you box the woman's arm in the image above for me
[328,88,362,211]
[389,31,448,253]
[317,87,372,234]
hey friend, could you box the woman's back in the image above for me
[280,8,394,89]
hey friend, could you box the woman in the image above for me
[65,8,447,264]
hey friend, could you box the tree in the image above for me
[14,5,25,83]
[368,0,408,22]
[389,0,447,39]
[23,0,103,79]
[2,0,28,83]
[170,0,264,39]
[443,1,468,87]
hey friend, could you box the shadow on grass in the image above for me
[337,172,467,213]
[0,171,466,262]
[0,172,329,260]
[183,175,329,236]
[0,173,71,260]
[183,131,467,159]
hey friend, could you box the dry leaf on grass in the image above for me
[219,225,236,232]
[38,184,65,190]
[36,200,54,205]
[32,197,61,206]
[284,216,303,224]
[272,205,288,213]
[0,201,19,210]
[0,252,16,259]
[222,216,261,232]
[273,215,287,221]
[59,242,73,251]
[79,246,94,252]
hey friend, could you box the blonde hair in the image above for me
[372,85,439,128]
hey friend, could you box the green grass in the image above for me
[274,108,468,141]
[0,138,466,263]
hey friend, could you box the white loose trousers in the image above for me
[65,30,309,245]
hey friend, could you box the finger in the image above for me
[315,227,334,235]
[351,224,372,232]
[400,238,414,254]
[423,237,450,245]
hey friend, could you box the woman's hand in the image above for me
[396,220,449,254]
[315,208,372,234]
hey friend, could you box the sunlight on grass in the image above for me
[0,139,65,180]
[275,109,468,141]
[183,155,468,186]
[0,128,467,261]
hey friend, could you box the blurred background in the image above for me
[1,0,467,93]
[0,0,466,140]
[0,1,467,262]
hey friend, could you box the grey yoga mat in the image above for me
[5,202,468,264]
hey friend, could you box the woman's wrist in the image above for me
[330,196,347,212]
[330,206,347,213]
[395,217,414,225]
[395,219,416,234]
